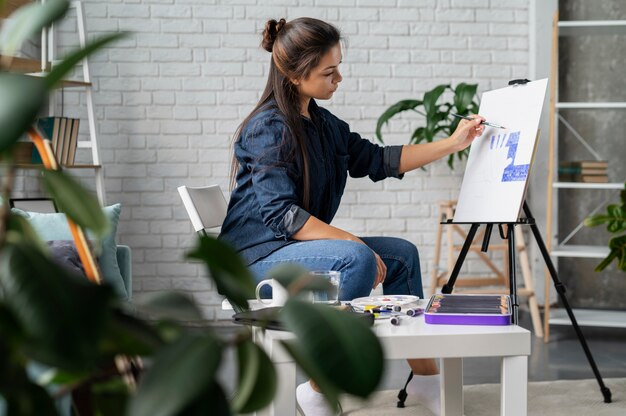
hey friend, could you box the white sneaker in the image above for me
[296,381,342,416]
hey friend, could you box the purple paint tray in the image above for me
[425,294,512,325]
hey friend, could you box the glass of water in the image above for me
[309,270,340,304]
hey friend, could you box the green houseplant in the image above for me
[375,83,479,169]
[0,1,384,414]
[584,183,626,272]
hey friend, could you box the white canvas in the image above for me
[453,79,548,223]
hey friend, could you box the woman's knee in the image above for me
[337,242,377,299]
[343,242,377,270]
[384,238,420,268]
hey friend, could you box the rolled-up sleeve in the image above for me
[237,117,311,239]
[334,117,404,182]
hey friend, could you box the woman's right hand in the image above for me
[449,114,486,152]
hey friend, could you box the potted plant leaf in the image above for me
[0,1,384,414]
[375,83,479,169]
[584,183,626,272]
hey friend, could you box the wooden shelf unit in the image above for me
[45,1,105,203]
[4,1,106,204]
[544,13,626,340]
[0,55,48,72]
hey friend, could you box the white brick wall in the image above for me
[49,0,530,321]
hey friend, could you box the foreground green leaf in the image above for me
[0,323,58,416]
[187,235,254,311]
[5,213,47,252]
[35,368,88,387]
[46,32,127,89]
[132,291,203,322]
[92,378,130,416]
[4,377,59,416]
[280,339,341,409]
[178,382,231,416]
[42,170,109,238]
[128,333,223,416]
[99,308,164,358]
[0,0,69,55]
[0,241,116,370]
[266,263,333,297]
[281,300,383,398]
[232,340,277,413]
[0,73,47,152]
[0,302,24,347]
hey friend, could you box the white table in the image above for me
[253,300,531,416]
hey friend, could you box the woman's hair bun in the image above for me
[261,18,287,52]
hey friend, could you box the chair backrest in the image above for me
[177,185,228,234]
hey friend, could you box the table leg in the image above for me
[441,357,463,416]
[256,362,297,416]
[500,355,527,416]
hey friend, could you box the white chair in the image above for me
[177,185,228,236]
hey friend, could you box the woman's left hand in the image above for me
[449,114,486,152]
[372,251,387,290]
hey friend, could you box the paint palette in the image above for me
[425,294,511,326]
[349,295,420,309]
[348,295,420,320]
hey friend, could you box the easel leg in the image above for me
[445,205,455,289]
[523,202,612,403]
[430,203,446,296]
[507,224,519,325]
[442,223,480,294]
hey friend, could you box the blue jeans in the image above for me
[249,237,424,301]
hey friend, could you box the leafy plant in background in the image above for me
[375,83,479,169]
[0,1,384,415]
[584,183,626,272]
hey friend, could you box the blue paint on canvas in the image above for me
[488,131,529,182]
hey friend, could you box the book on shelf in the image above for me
[559,160,609,169]
[34,117,61,164]
[558,167,607,175]
[559,174,609,183]
[65,118,79,166]
[60,118,74,165]
[35,116,80,166]
[54,118,68,163]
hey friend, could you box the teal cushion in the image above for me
[11,204,127,299]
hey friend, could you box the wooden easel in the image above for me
[430,200,544,337]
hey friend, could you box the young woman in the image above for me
[219,17,485,416]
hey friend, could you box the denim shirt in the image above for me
[219,99,404,266]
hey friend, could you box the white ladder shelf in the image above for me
[44,0,105,204]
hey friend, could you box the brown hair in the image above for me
[230,17,341,210]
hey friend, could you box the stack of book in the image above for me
[34,116,80,166]
[558,160,609,183]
